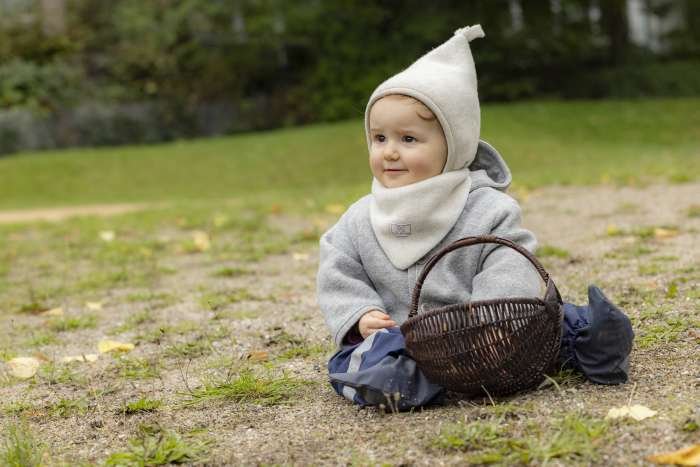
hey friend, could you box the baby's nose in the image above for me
[383,145,399,160]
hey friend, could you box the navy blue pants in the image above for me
[328,285,634,408]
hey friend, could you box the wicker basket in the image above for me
[400,235,563,397]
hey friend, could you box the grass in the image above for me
[165,339,212,359]
[0,98,697,464]
[112,309,154,334]
[277,342,332,361]
[0,98,698,209]
[184,369,308,406]
[122,398,162,414]
[46,313,98,332]
[536,244,571,258]
[212,266,251,278]
[199,288,262,311]
[104,424,211,467]
[0,421,44,467]
[432,412,608,465]
[50,397,89,417]
[115,357,161,380]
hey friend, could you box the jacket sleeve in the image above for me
[317,213,387,346]
[470,195,542,301]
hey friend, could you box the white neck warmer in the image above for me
[365,25,485,270]
[370,169,471,270]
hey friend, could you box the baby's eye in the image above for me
[374,134,386,143]
[402,135,416,143]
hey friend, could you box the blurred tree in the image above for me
[0,0,698,153]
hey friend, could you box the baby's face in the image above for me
[368,95,447,188]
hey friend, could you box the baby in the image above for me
[317,25,541,347]
[317,25,633,408]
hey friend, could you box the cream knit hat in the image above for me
[364,25,485,172]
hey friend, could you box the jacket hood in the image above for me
[468,140,512,192]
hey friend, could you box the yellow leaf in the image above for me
[606,404,657,421]
[86,301,103,311]
[247,350,269,362]
[628,405,658,421]
[7,357,41,379]
[60,354,99,363]
[606,225,622,236]
[99,230,115,242]
[292,252,310,261]
[654,227,679,239]
[648,444,700,466]
[98,340,135,353]
[324,204,345,215]
[192,231,211,252]
[40,307,64,317]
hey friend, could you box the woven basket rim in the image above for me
[401,296,546,329]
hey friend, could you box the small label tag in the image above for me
[391,223,411,237]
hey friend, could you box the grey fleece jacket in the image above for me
[317,142,541,346]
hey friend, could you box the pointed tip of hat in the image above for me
[454,24,485,42]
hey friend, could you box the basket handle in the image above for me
[409,235,553,318]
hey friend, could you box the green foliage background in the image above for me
[1,0,699,154]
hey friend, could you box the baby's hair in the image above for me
[388,94,437,122]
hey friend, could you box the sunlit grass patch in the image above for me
[0,421,45,467]
[124,290,177,307]
[50,397,90,417]
[277,342,332,361]
[431,412,608,465]
[23,331,59,348]
[36,362,87,387]
[536,245,570,258]
[104,424,211,467]
[688,205,700,218]
[122,397,161,415]
[199,288,263,311]
[637,316,699,349]
[638,263,665,276]
[46,313,98,332]
[539,368,586,391]
[184,369,308,406]
[605,243,655,260]
[211,266,251,278]
[165,339,212,359]
[112,309,155,334]
[2,401,35,416]
[114,356,161,380]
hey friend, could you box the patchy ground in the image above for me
[0,183,698,466]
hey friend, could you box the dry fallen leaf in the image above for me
[86,301,103,311]
[60,354,99,363]
[648,443,700,466]
[192,231,211,252]
[98,340,135,353]
[40,307,64,317]
[292,252,310,262]
[246,351,269,362]
[324,204,345,215]
[99,230,115,242]
[654,227,679,239]
[606,224,622,236]
[7,357,41,379]
[606,404,657,421]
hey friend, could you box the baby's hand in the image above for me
[358,310,397,338]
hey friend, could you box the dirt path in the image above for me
[0,203,154,224]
